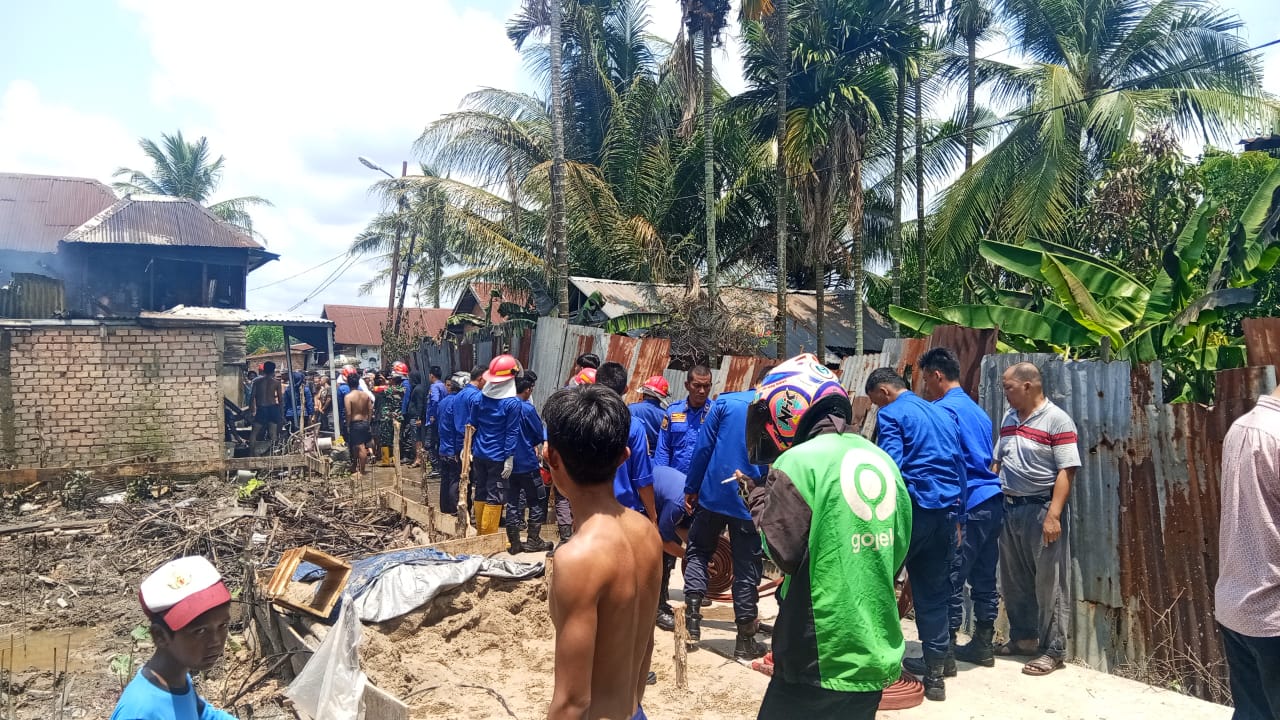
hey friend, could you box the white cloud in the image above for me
[0,80,148,181]
[115,0,527,312]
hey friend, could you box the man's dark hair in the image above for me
[470,366,486,381]
[865,367,906,394]
[753,365,777,386]
[919,347,961,382]
[516,369,539,395]
[263,361,276,373]
[689,365,712,380]
[575,353,601,370]
[596,362,629,395]
[409,371,422,385]
[429,365,442,380]
[544,385,630,486]
[445,379,461,392]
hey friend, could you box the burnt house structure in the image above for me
[0,172,276,318]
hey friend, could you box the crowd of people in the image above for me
[130,347,1277,720]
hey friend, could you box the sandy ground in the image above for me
[353,542,1233,720]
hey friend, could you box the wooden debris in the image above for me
[674,606,689,689]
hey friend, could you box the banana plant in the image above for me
[890,164,1280,384]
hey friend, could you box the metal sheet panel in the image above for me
[627,337,672,405]
[64,195,262,249]
[528,317,568,410]
[720,355,758,394]
[1242,317,1280,369]
[0,173,117,253]
[0,273,65,319]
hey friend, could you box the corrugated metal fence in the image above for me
[976,354,1276,699]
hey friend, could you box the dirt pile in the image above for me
[359,575,766,720]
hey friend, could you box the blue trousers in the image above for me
[905,505,957,657]
[950,495,1004,631]
[505,470,547,526]
[438,456,461,514]
[683,508,762,623]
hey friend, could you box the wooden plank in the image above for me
[0,454,310,486]
[381,490,464,541]
[276,618,315,677]
[0,518,109,537]
[226,454,307,471]
[422,531,508,557]
[362,683,410,720]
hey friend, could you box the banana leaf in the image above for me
[1039,255,1126,347]
[934,304,1095,346]
[888,305,950,335]
[603,312,670,334]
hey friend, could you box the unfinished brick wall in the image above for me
[0,323,223,467]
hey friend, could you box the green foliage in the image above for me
[113,131,272,239]
[891,161,1280,402]
[237,476,266,501]
[245,325,285,354]
[60,470,93,510]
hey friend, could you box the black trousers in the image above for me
[1221,624,1280,720]
[438,456,461,514]
[505,470,547,526]
[757,678,881,720]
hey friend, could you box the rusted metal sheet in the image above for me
[0,273,65,319]
[606,333,641,368]
[64,195,261,249]
[719,355,758,395]
[626,337,672,404]
[928,326,997,399]
[0,172,116,253]
[1242,317,1280,369]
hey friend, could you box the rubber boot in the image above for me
[379,446,392,467]
[656,605,675,632]
[486,504,506,535]
[955,622,996,667]
[685,594,703,644]
[472,501,488,530]
[505,526,525,554]
[547,524,572,557]
[904,638,958,678]
[523,524,552,553]
[922,651,947,702]
[734,620,768,660]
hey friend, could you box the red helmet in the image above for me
[640,375,670,399]
[484,354,521,384]
[569,368,596,386]
[341,364,358,380]
[392,361,409,377]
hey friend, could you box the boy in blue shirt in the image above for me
[110,556,234,720]
[435,376,465,513]
[505,370,553,554]
[628,376,669,454]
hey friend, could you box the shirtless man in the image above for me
[542,385,662,720]
[345,383,374,476]
[249,361,283,453]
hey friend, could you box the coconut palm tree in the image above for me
[681,0,731,306]
[932,0,1274,269]
[112,131,272,240]
[738,0,919,355]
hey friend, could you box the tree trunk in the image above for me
[891,69,906,328]
[550,0,569,318]
[847,132,865,356]
[387,186,406,331]
[395,230,417,333]
[965,31,976,170]
[703,29,719,307]
[914,2,927,312]
[774,0,789,358]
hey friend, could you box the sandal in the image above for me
[995,640,1038,657]
[1022,654,1064,676]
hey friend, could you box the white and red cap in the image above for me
[139,556,231,631]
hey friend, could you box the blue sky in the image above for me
[0,0,1276,314]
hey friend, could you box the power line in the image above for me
[287,254,364,312]
[249,250,348,291]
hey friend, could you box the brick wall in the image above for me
[0,324,223,467]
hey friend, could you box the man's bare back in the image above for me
[549,501,661,720]
[345,389,372,422]
[252,375,281,409]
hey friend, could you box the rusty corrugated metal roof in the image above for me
[321,304,451,346]
[0,172,117,253]
[62,194,262,249]
[569,276,893,354]
[1243,317,1280,370]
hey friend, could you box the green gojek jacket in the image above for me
[747,418,912,693]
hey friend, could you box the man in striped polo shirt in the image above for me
[993,362,1080,677]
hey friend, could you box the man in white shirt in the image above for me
[1215,384,1280,720]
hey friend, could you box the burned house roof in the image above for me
[568,276,895,354]
[322,304,453,346]
[0,172,117,253]
[63,194,265,250]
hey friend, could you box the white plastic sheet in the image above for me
[353,556,487,623]
[284,594,367,720]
